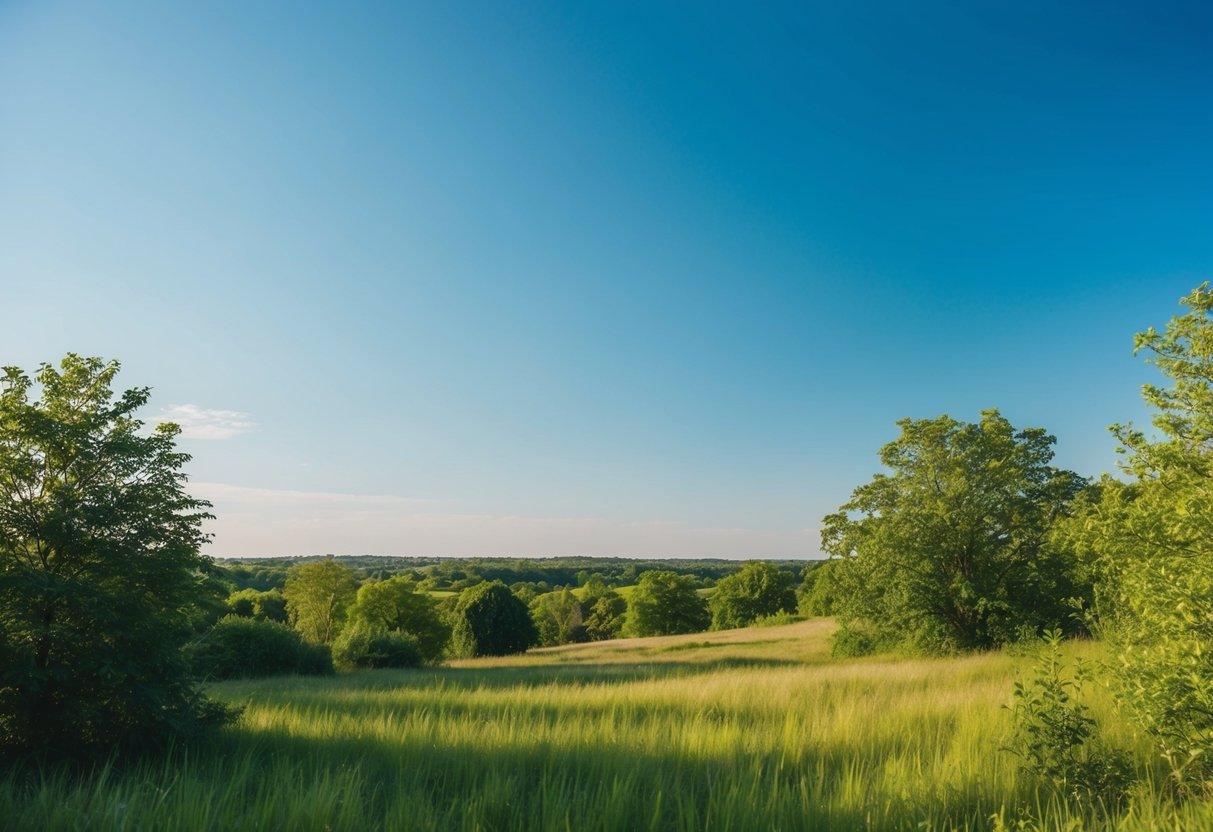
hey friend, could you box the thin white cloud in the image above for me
[189,482,822,559]
[159,404,255,440]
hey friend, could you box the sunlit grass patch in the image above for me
[0,620,1187,830]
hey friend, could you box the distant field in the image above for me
[2,620,1202,830]
[570,583,713,600]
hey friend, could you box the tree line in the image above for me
[193,556,812,679]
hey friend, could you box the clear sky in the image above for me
[2,1,1210,558]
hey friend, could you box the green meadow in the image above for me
[3,619,1205,831]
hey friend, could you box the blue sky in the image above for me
[2,1,1210,557]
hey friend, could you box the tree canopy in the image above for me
[1058,284,1213,790]
[530,588,586,647]
[0,355,223,758]
[449,581,537,657]
[345,575,449,663]
[283,557,358,645]
[709,561,797,630]
[625,570,710,637]
[823,409,1088,653]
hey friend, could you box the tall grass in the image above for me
[0,620,1202,830]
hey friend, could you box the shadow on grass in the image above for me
[216,656,806,700]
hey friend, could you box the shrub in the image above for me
[830,623,881,658]
[332,624,424,669]
[753,611,803,628]
[1005,630,1131,805]
[346,577,449,663]
[226,588,289,623]
[187,616,334,680]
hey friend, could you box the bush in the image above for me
[187,616,334,680]
[450,582,538,657]
[753,611,803,628]
[332,624,424,669]
[1005,630,1132,805]
[831,623,881,658]
[345,577,449,663]
[225,588,288,623]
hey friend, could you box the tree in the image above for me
[0,355,225,758]
[345,575,449,663]
[450,581,537,657]
[625,570,710,637]
[580,576,625,641]
[226,588,288,623]
[1059,284,1213,792]
[822,409,1087,653]
[283,557,357,645]
[797,560,840,617]
[530,588,586,646]
[583,592,626,640]
[709,561,797,630]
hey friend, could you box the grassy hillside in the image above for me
[2,621,1204,830]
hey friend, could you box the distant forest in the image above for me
[215,555,814,594]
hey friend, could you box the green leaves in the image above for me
[1005,630,1131,805]
[450,581,537,657]
[709,562,797,630]
[283,558,358,645]
[823,409,1088,653]
[625,571,710,637]
[0,354,221,758]
[1061,283,1213,794]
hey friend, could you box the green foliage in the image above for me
[752,611,803,627]
[530,588,586,647]
[226,588,288,623]
[823,409,1088,653]
[797,560,840,617]
[0,355,229,759]
[1061,284,1213,794]
[331,622,423,670]
[450,581,538,657]
[346,576,449,663]
[1006,630,1131,804]
[583,590,626,641]
[283,557,358,645]
[625,571,710,637]
[187,616,334,680]
[709,561,797,630]
[830,622,880,658]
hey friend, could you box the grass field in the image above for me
[2,619,1207,830]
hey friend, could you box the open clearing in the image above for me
[2,619,1205,830]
